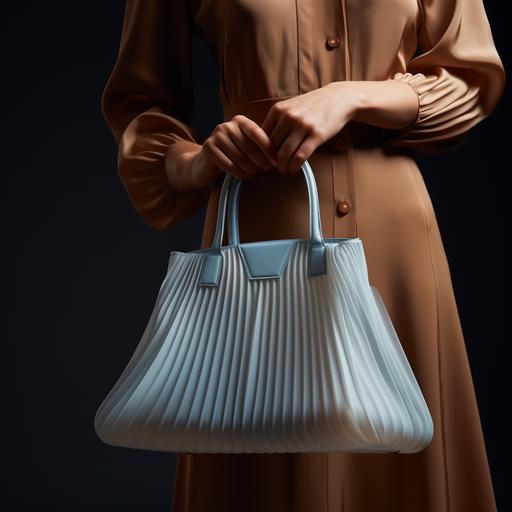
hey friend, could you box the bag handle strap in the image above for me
[226,160,325,246]
[198,160,326,287]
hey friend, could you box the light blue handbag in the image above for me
[94,160,434,454]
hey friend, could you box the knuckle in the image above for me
[312,126,325,139]
[203,138,215,152]
[301,121,316,133]
[213,124,225,136]
[282,111,296,122]
[271,103,285,114]
[222,122,234,134]
[240,125,258,141]
[247,125,261,138]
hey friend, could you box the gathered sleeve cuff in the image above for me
[101,0,211,231]
[383,0,506,154]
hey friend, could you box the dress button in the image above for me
[336,200,350,216]
[326,35,340,49]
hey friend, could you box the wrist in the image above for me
[344,82,378,124]
[165,142,203,192]
[326,81,368,122]
[188,149,225,188]
[346,80,420,130]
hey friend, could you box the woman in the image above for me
[101,0,505,510]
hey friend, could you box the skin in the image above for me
[165,79,419,191]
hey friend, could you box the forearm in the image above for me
[328,79,420,131]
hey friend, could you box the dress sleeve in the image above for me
[382,0,506,154]
[101,0,211,231]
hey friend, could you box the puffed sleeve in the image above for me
[383,0,506,154]
[101,0,211,231]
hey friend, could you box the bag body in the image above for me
[94,160,434,454]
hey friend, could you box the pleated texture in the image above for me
[94,239,434,454]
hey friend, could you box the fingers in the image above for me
[235,115,277,169]
[205,116,278,180]
[202,137,252,181]
[216,125,263,176]
[204,111,318,181]
[275,126,309,175]
[262,103,322,175]
[283,137,317,175]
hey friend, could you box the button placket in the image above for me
[296,0,315,93]
[297,0,355,240]
[332,0,358,239]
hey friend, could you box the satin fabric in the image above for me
[101,0,506,510]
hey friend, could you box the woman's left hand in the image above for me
[259,79,419,175]
[260,82,362,175]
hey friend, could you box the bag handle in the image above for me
[198,160,327,286]
[226,160,325,246]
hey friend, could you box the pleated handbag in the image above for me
[94,159,434,455]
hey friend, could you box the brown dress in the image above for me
[101,1,506,510]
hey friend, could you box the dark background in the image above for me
[6,2,509,511]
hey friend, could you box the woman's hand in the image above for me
[166,116,278,192]
[259,79,419,176]
[260,82,364,175]
[166,79,419,190]
[200,115,279,181]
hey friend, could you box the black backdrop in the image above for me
[6,2,509,511]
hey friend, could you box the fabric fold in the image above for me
[381,0,506,153]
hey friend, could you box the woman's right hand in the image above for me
[194,115,278,185]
